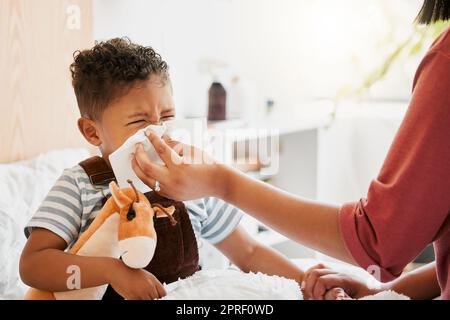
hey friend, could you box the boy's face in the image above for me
[78,75,175,165]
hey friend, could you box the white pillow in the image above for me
[0,148,90,300]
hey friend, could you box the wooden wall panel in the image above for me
[0,0,94,163]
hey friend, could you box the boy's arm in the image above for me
[20,228,117,291]
[20,228,166,299]
[214,226,304,283]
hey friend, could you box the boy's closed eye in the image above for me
[126,117,174,127]
[159,109,176,122]
[127,119,147,126]
[126,111,175,126]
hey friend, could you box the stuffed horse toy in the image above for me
[25,180,176,300]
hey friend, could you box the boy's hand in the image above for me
[301,264,380,300]
[108,260,166,300]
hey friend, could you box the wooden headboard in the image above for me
[0,0,95,163]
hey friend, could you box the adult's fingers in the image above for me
[324,287,351,300]
[133,143,167,181]
[301,264,325,293]
[303,263,325,277]
[312,277,347,300]
[312,274,349,300]
[146,130,183,167]
[162,134,184,156]
[302,268,335,300]
[312,277,328,300]
[131,154,156,187]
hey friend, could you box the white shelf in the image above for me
[207,106,333,141]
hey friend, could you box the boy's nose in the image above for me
[119,236,157,269]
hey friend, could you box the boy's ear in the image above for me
[77,117,101,146]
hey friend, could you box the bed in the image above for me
[0,0,409,300]
[0,148,91,299]
[0,148,409,300]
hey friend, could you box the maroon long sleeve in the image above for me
[339,29,450,299]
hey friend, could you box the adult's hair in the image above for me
[416,0,450,25]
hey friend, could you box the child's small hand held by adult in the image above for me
[301,264,378,300]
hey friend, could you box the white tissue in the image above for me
[108,119,207,193]
[109,123,167,193]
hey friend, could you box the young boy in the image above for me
[20,38,305,300]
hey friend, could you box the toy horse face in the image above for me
[109,181,157,269]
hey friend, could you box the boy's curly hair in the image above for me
[70,37,170,120]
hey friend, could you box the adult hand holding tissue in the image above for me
[109,123,167,193]
[109,119,207,193]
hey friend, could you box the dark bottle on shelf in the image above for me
[208,82,227,121]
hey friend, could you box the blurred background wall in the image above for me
[93,0,426,118]
[0,0,93,163]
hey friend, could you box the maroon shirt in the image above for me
[339,28,450,299]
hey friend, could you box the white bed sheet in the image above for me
[161,267,409,300]
[0,148,408,300]
[0,148,90,300]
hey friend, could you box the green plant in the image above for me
[329,20,450,119]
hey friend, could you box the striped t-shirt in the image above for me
[24,165,243,248]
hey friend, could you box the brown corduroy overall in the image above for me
[78,156,200,300]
